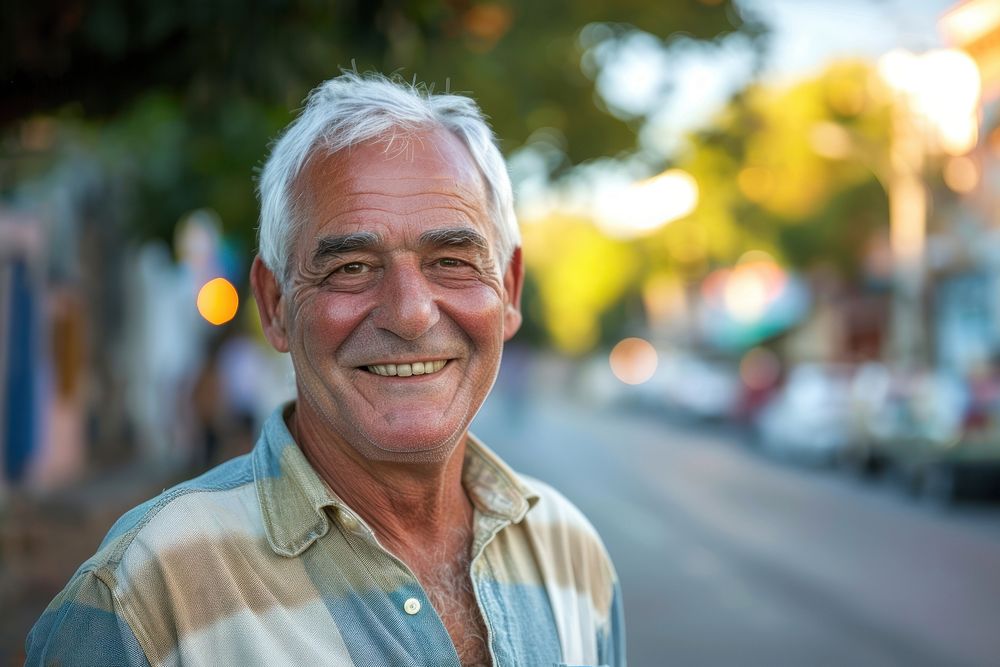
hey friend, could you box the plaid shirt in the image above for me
[27,405,625,666]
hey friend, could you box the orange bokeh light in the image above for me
[943,155,979,194]
[609,337,658,385]
[197,277,239,325]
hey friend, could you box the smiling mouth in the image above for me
[363,360,448,377]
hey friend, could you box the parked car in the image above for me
[754,363,858,465]
[840,363,1000,502]
[885,370,1000,503]
[891,437,1000,503]
[841,365,966,476]
[657,351,742,421]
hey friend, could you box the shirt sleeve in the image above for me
[598,578,627,667]
[25,568,152,667]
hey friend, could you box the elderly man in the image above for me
[27,72,625,667]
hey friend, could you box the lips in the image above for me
[364,360,448,377]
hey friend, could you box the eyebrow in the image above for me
[310,227,490,268]
[418,227,489,252]
[312,232,382,267]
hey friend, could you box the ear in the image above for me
[501,247,524,342]
[250,255,290,353]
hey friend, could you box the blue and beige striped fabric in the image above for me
[27,405,625,666]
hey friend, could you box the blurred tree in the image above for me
[522,60,897,353]
[521,214,640,354]
[2,0,764,247]
[2,1,761,156]
[668,59,893,274]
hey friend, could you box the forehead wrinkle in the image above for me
[320,193,486,224]
[336,183,485,208]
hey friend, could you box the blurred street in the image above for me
[4,377,1000,665]
[475,383,1000,667]
[5,1,1000,665]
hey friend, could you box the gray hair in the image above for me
[256,71,520,290]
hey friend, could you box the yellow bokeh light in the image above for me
[724,270,769,323]
[879,48,982,156]
[711,257,787,324]
[943,156,979,194]
[609,337,658,385]
[809,122,854,159]
[940,0,1000,48]
[596,169,699,238]
[197,277,239,325]
[937,114,979,156]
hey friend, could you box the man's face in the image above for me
[269,129,521,463]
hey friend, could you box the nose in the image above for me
[374,259,440,340]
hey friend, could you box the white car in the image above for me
[755,364,856,464]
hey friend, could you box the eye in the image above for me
[436,257,467,268]
[337,262,370,275]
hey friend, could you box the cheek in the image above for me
[295,294,370,359]
[445,286,507,346]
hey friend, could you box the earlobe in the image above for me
[250,256,290,353]
[503,305,523,341]
[502,247,524,342]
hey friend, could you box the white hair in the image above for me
[256,71,520,290]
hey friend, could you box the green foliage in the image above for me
[3,0,761,252]
[518,59,898,353]
[678,59,894,276]
[522,214,641,354]
[3,1,756,149]
[775,178,887,275]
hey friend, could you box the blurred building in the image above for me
[0,140,294,496]
[1,151,129,492]
[930,0,1000,377]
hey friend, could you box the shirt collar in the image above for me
[252,403,344,557]
[252,402,539,558]
[462,433,539,522]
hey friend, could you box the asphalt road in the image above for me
[472,387,1000,667]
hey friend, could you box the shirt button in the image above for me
[339,511,358,531]
[403,598,421,615]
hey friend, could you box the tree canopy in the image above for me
[522,60,899,353]
[2,0,764,246]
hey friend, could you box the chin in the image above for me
[354,420,469,464]
[358,434,462,464]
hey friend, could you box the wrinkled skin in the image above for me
[252,128,523,465]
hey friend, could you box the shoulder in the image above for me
[517,474,619,588]
[513,475,625,664]
[25,563,153,666]
[93,454,259,572]
[519,475,601,537]
[26,456,258,666]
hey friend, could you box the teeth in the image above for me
[366,360,448,377]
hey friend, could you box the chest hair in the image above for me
[415,535,492,666]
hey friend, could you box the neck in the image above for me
[288,402,474,555]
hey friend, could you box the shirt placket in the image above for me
[468,511,514,667]
[330,506,465,667]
